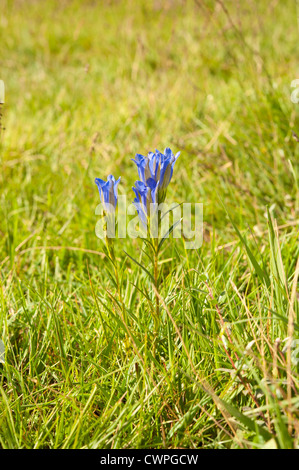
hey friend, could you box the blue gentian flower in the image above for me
[132,148,180,203]
[132,178,158,227]
[95,174,121,213]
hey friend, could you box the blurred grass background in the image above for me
[1,0,298,252]
[0,0,298,449]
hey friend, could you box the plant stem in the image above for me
[105,236,127,326]
[153,238,160,351]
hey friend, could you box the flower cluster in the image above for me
[95,147,179,232]
[132,148,180,227]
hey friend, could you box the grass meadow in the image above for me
[0,0,299,449]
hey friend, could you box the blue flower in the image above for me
[132,178,158,227]
[95,174,121,213]
[132,147,180,203]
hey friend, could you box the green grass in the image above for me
[0,0,298,449]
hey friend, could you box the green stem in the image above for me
[113,255,127,326]
[106,236,127,325]
[153,237,160,348]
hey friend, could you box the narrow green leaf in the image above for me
[124,251,155,283]
[264,307,299,332]
[218,396,273,442]
[160,202,183,221]
[158,218,182,252]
